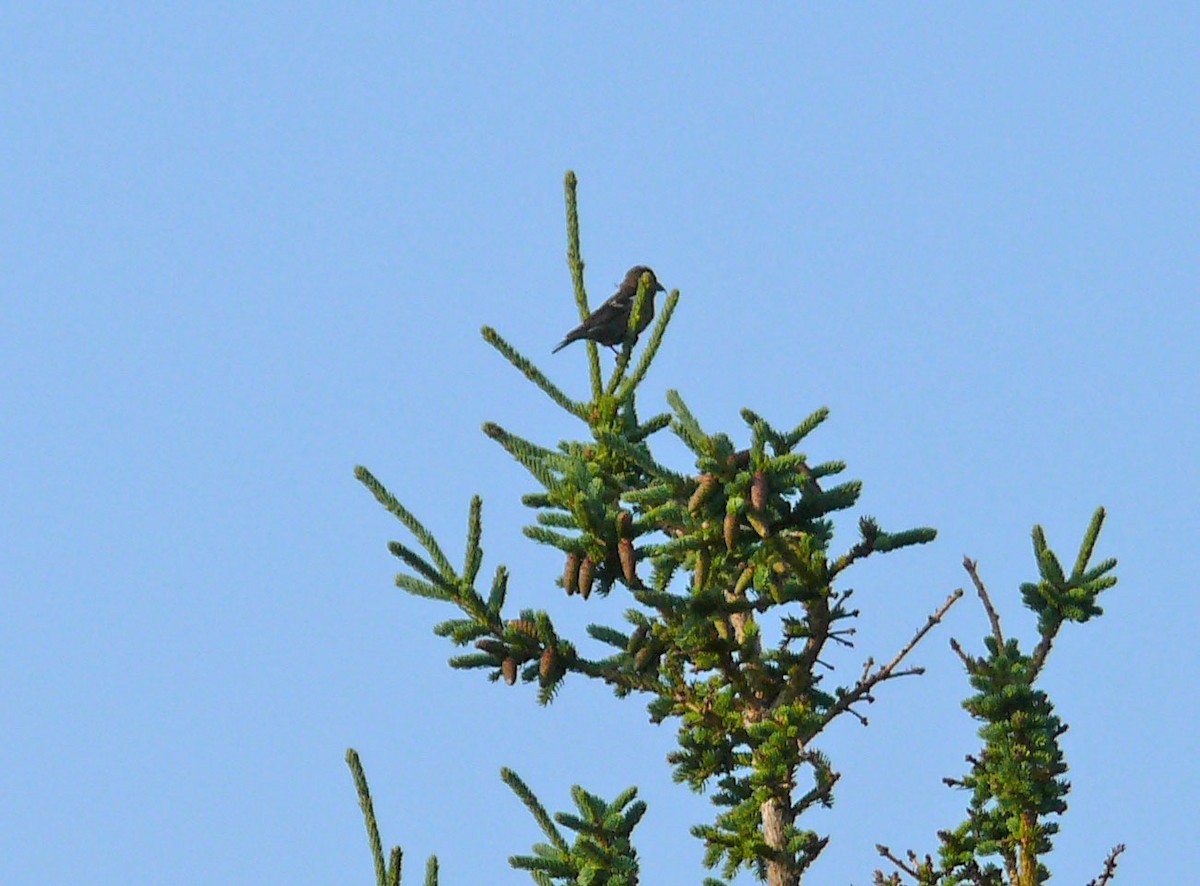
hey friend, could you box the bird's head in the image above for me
[624,265,666,293]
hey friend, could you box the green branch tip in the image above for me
[481,326,584,418]
[346,748,389,886]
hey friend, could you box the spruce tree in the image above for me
[348,172,1124,886]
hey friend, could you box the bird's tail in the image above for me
[551,329,580,353]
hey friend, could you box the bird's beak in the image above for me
[656,282,666,292]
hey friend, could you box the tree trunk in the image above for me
[762,796,798,886]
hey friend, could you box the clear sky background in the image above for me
[3,5,1197,884]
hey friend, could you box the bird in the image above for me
[552,265,666,353]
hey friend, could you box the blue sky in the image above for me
[3,5,1196,884]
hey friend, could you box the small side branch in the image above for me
[618,290,680,401]
[481,325,586,420]
[962,556,1003,646]
[1086,843,1127,886]
[874,844,920,879]
[821,588,963,728]
[347,748,404,886]
[879,588,963,679]
[563,170,602,397]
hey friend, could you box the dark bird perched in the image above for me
[552,265,666,353]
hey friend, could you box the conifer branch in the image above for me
[486,564,509,616]
[823,588,963,728]
[481,326,586,419]
[874,527,938,552]
[874,844,920,879]
[594,429,688,486]
[1072,507,1106,579]
[963,556,1004,646]
[618,290,679,401]
[463,495,483,585]
[482,422,561,490]
[1086,843,1126,886]
[897,511,1121,885]
[346,749,435,886]
[502,768,570,852]
[394,572,454,602]
[629,410,672,442]
[388,847,402,886]
[666,388,709,455]
[387,540,456,593]
[346,749,390,886]
[356,466,455,579]
[783,407,830,450]
[1026,508,1116,676]
[505,769,644,884]
[523,524,582,552]
[740,407,786,456]
[563,170,602,397]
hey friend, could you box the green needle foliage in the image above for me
[346,749,438,886]
[503,768,645,886]
[873,510,1121,886]
[348,172,1126,886]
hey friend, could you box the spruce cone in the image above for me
[689,473,718,514]
[616,509,633,537]
[539,647,557,687]
[475,638,506,657]
[634,643,660,672]
[578,555,595,600]
[563,551,580,595]
[618,538,637,586]
[751,470,768,512]
[501,657,517,685]
[723,510,739,551]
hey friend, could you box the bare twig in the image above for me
[845,706,869,726]
[948,636,972,668]
[1086,843,1127,886]
[963,556,1003,646]
[819,588,963,729]
[877,589,963,680]
[873,840,916,878]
